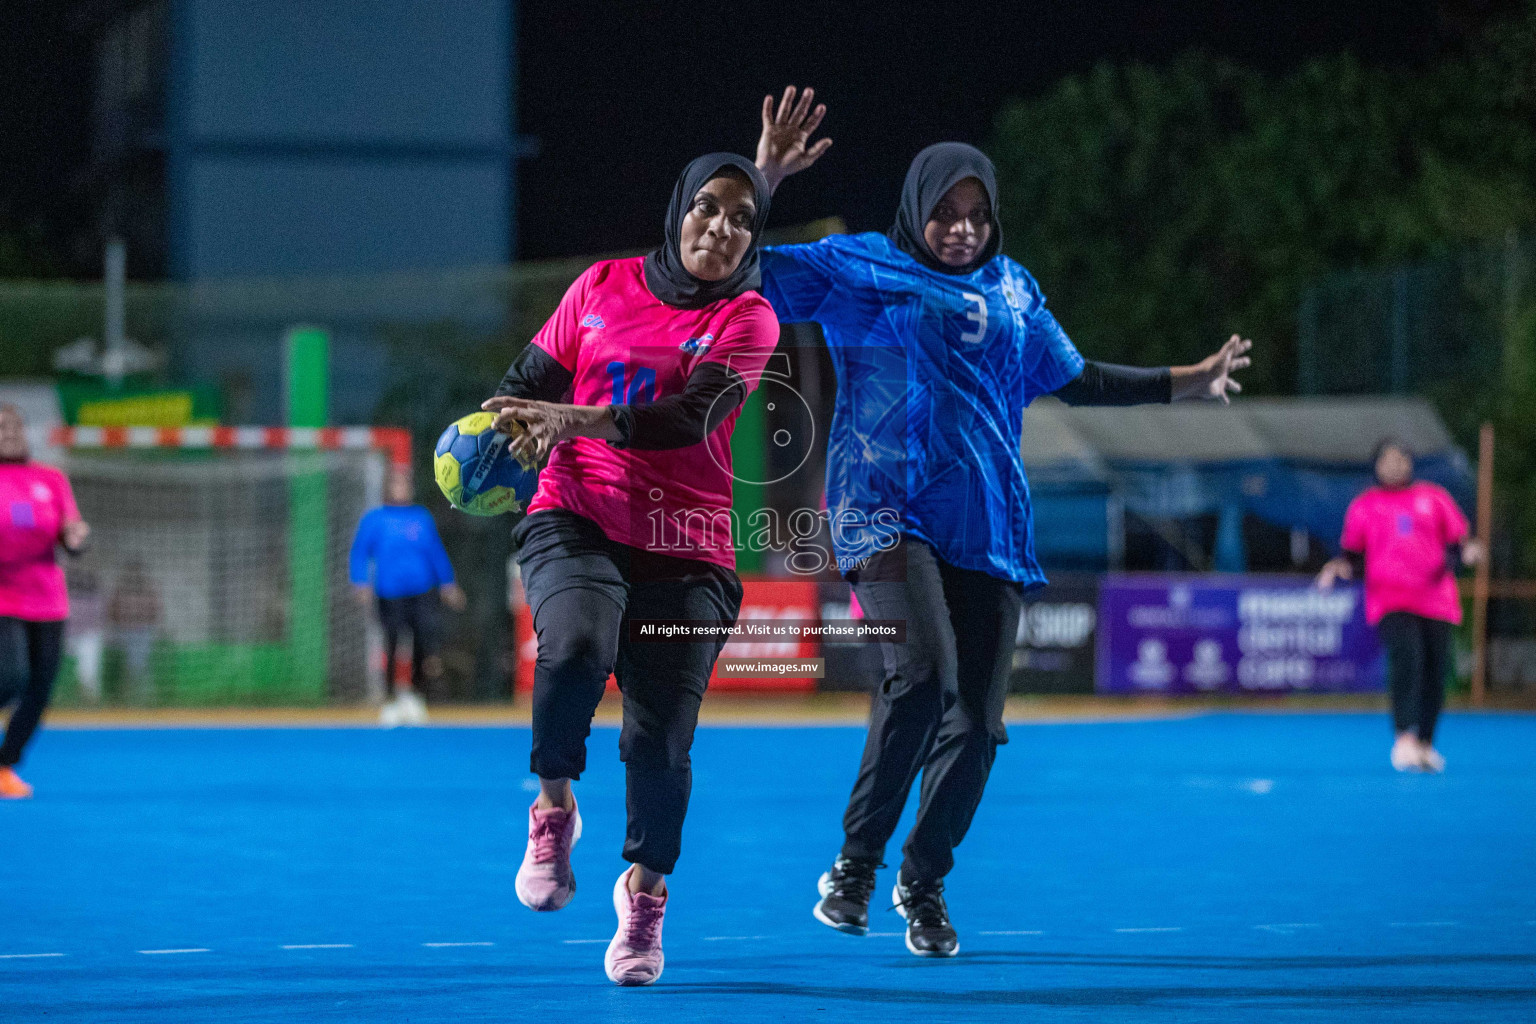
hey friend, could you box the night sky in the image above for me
[0,1,1512,273]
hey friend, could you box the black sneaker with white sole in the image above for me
[813,855,882,935]
[892,873,959,957]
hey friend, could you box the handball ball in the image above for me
[434,412,539,516]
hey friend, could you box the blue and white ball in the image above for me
[434,411,539,516]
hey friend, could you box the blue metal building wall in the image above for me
[166,0,514,279]
[1031,486,1112,570]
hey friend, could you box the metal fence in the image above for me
[1297,230,1530,425]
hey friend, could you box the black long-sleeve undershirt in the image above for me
[495,344,574,403]
[494,345,748,451]
[1052,360,1172,406]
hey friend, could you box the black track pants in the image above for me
[376,592,442,690]
[514,509,742,875]
[840,538,1022,884]
[1377,611,1452,743]
[0,618,65,768]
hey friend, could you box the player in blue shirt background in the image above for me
[753,87,1253,957]
[349,469,466,726]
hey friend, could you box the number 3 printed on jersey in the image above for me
[960,292,987,343]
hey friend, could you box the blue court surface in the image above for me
[4,711,1535,1023]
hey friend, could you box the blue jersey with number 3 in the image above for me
[761,233,1084,585]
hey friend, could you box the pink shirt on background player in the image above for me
[1340,481,1469,626]
[0,462,81,621]
[525,256,780,568]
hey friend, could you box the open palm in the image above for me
[756,85,832,192]
[1204,335,1252,402]
[1173,334,1253,403]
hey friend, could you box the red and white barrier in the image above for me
[42,425,412,467]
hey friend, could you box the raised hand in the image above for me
[756,85,832,193]
[1171,334,1254,403]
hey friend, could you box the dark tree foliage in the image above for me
[992,5,1536,570]
[989,9,1536,394]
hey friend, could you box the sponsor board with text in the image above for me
[1096,575,1383,694]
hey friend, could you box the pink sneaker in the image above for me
[514,800,582,911]
[604,866,667,986]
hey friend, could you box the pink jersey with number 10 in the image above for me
[0,461,81,621]
[524,256,780,568]
[1340,480,1469,626]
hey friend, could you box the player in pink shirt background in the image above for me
[478,153,778,986]
[0,404,91,799]
[1317,438,1483,773]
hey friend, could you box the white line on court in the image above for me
[0,953,65,959]
[27,916,1514,964]
[422,942,495,948]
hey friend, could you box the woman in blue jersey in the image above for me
[349,469,466,725]
[752,87,1252,957]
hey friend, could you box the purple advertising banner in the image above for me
[1096,575,1383,694]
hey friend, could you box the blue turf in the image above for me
[4,712,1535,1023]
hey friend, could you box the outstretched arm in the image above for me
[1053,362,1171,406]
[480,362,750,464]
[1052,336,1253,406]
[755,85,832,195]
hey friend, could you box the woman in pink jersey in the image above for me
[1318,439,1482,773]
[0,404,91,799]
[479,153,778,986]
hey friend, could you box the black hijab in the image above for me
[888,142,1002,275]
[643,153,772,309]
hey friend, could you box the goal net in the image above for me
[44,426,402,706]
